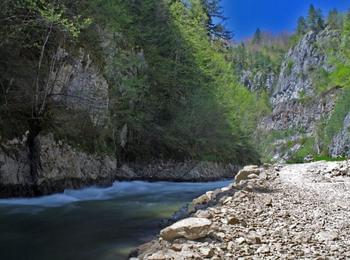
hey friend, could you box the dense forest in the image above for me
[1,0,350,179]
[0,0,269,176]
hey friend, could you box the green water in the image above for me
[0,180,230,260]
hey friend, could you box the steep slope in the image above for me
[0,0,262,196]
[236,26,350,162]
[257,28,342,162]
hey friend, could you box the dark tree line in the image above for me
[296,5,344,36]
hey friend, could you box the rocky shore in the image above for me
[0,135,237,197]
[133,160,350,259]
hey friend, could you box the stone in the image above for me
[247,235,262,245]
[244,185,254,192]
[248,174,259,179]
[221,187,230,192]
[223,196,232,204]
[227,241,234,251]
[192,194,210,206]
[236,237,245,244]
[147,252,167,260]
[170,244,182,252]
[199,247,214,257]
[160,218,212,241]
[265,198,273,207]
[205,191,215,200]
[304,155,314,163]
[316,231,339,242]
[195,210,212,219]
[235,165,261,183]
[257,245,270,254]
[227,215,240,225]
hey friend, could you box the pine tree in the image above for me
[327,9,343,30]
[200,0,232,40]
[306,5,324,32]
[342,11,350,59]
[330,11,350,88]
[252,28,262,44]
[296,16,307,35]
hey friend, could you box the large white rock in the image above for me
[235,165,260,183]
[160,217,212,241]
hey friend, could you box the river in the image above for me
[0,180,231,260]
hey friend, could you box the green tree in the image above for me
[0,0,90,182]
[327,9,343,30]
[306,5,324,32]
[252,28,262,44]
[200,0,232,40]
[1,0,262,168]
[330,11,350,86]
[297,16,307,35]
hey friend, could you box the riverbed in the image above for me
[0,180,230,260]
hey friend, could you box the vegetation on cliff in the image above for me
[1,0,349,174]
[230,5,350,162]
[0,0,268,181]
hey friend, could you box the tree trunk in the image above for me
[27,119,42,184]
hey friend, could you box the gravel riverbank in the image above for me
[133,161,350,259]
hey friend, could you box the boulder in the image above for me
[192,194,210,206]
[147,252,167,260]
[304,155,314,163]
[235,165,261,183]
[316,231,339,242]
[160,217,212,241]
[227,215,240,225]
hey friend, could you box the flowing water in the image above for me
[0,180,231,260]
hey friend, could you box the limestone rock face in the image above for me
[259,90,338,134]
[330,112,350,158]
[53,48,109,126]
[253,28,348,161]
[240,70,276,93]
[119,161,238,182]
[38,134,116,184]
[0,135,237,197]
[0,134,117,197]
[271,30,337,105]
[235,165,261,183]
[160,217,212,241]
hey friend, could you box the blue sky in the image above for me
[221,0,350,40]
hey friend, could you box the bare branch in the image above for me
[33,23,53,118]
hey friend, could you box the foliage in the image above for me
[252,28,262,45]
[327,9,344,30]
[228,31,290,94]
[0,0,88,138]
[296,17,307,35]
[66,0,262,164]
[306,5,325,32]
[200,0,232,40]
[324,87,350,144]
[286,59,294,75]
[322,11,350,146]
[287,138,315,163]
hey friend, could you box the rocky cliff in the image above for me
[53,48,110,125]
[0,134,117,197]
[271,30,337,105]
[0,134,237,197]
[243,28,350,162]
